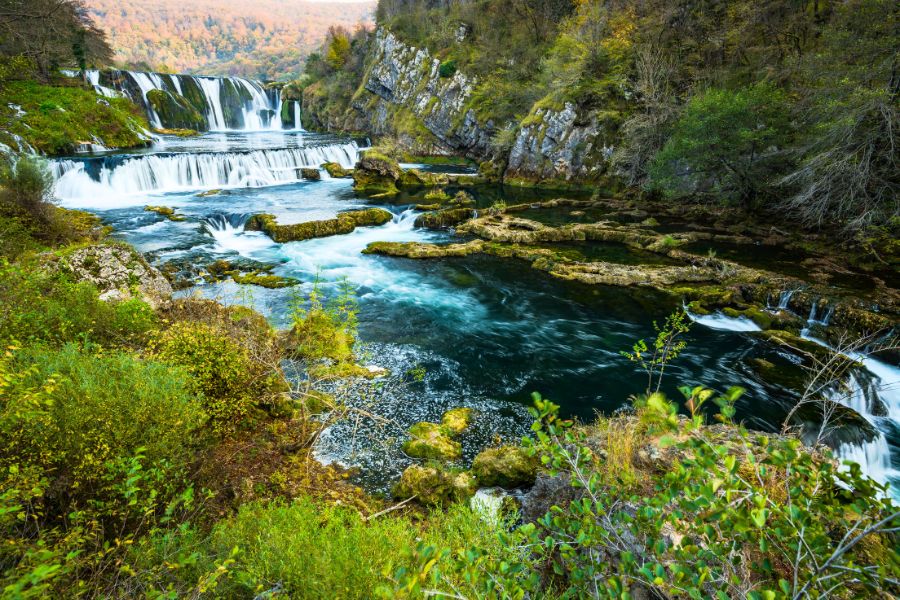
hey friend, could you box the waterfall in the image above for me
[799,329,900,496]
[202,214,275,257]
[294,101,302,131]
[777,289,795,310]
[63,69,286,132]
[51,142,359,207]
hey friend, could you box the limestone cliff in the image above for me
[304,28,615,187]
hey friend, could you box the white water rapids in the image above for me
[51,142,359,207]
[690,304,900,497]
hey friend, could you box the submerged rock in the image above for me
[245,208,393,243]
[392,464,476,505]
[55,243,173,309]
[472,445,539,488]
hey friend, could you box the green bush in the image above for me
[198,497,509,598]
[438,60,457,78]
[391,395,900,598]
[149,321,273,429]
[0,260,158,348]
[0,344,205,505]
[649,84,790,207]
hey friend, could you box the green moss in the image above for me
[152,128,200,137]
[0,80,150,155]
[230,271,299,289]
[414,208,475,229]
[144,205,186,221]
[392,464,476,505]
[146,89,206,131]
[472,445,538,488]
[403,422,461,461]
[322,162,352,178]
[441,408,472,434]
[245,209,393,243]
[424,188,451,202]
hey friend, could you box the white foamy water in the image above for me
[51,142,359,208]
[687,310,762,332]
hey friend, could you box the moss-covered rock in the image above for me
[145,205,186,221]
[392,464,476,505]
[146,89,207,131]
[424,188,451,202]
[300,168,321,181]
[245,208,393,243]
[322,162,352,178]
[441,407,472,434]
[230,270,299,289]
[414,208,475,229]
[472,445,539,488]
[352,150,402,196]
[152,128,200,137]
[402,422,461,460]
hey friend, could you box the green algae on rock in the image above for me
[402,422,461,461]
[245,208,393,243]
[414,207,475,229]
[145,205,186,221]
[440,407,472,434]
[472,445,539,488]
[392,464,476,505]
[322,162,352,178]
[352,150,402,195]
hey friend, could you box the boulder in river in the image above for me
[392,464,476,505]
[402,422,461,460]
[472,445,539,488]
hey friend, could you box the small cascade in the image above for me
[202,213,275,257]
[51,142,360,207]
[776,289,795,310]
[800,300,834,338]
[685,309,762,332]
[294,101,302,131]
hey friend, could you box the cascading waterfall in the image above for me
[66,69,288,132]
[294,101,303,131]
[690,293,899,496]
[51,142,359,206]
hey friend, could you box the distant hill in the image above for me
[84,0,375,80]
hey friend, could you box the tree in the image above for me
[324,26,351,71]
[0,0,112,79]
[649,83,790,206]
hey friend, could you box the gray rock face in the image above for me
[59,244,173,309]
[359,29,496,160]
[320,27,614,185]
[506,102,614,183]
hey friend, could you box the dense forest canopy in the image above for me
[313,0,898,233]
[82,0,375,80]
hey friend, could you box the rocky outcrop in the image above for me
[505,102,616,185]
[245,209,393,243]
[359,29,496,159]
[56,243,173,309]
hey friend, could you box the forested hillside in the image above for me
[304,0,898,234]
[84,0,375,80]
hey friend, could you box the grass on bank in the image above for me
[0,78,150,155]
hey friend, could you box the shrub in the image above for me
[148,321,268,430]
[287,280,357,364]
[438,59,457,78]
[0,344,205,507]
[649,84,790,207]
[0,260,157,348]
